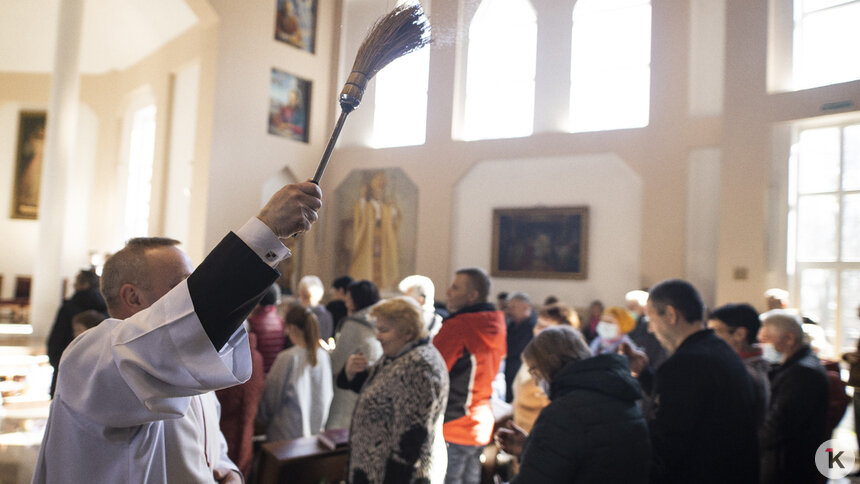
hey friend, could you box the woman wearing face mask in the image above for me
[589,306,637,355]
[495,326,650,483]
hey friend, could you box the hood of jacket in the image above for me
[549,353,642,403]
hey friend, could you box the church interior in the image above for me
[1,0,860,482]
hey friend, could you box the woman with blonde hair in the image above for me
[339,297,449,483]
[257,305,332,442]
[496,326,650,483]
[511,303,579,432]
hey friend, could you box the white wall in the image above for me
[0,102,98,300]
[452,154,642,308]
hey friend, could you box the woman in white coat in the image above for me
[257,305,332,441]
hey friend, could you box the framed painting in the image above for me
[491,206,589,280]
[275,0,317,53]
[10,111,47,220]
[268,68,311,142]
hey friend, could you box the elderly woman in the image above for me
[339,298,449,483]
[497,326,650,483]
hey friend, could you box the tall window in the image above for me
[124,105,157,240]
[789,121,860,351]
[569,0,651,133]
[462,0,536,141]
[793,0,860,89]
[372,1,430,148]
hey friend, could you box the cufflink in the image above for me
[265,250,278,261]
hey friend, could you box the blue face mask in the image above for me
[761,343,784,364]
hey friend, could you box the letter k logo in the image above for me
[827,448,845,469]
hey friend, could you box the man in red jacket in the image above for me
[434,267,507,484]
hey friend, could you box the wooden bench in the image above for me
[255,434,348,484]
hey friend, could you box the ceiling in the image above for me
[0,0,199,75]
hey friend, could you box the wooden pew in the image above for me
[255,431,348,484]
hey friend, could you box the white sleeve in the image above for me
[215,398,243,482]
[59,280,252,428]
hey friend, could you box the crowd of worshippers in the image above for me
[46,260,858,483]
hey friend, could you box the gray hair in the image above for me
[760,309,804,341]
[398,275,435,310]
[298,275,325,305]
[101,237,180,316]
[625,290,649,307]
[506,292,531,303]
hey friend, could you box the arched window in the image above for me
[569,0,651,133]
[462,0,537,141]
[372,1,430,148]
[792,0,860,89]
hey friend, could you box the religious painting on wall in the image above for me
[268,68,311,142]
[491,206,589,280]
[10,111,47,220]
[274,0,317,53]
[334,168,418,292]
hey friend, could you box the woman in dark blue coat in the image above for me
[497,326,651,483]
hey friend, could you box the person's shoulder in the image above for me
[413,344,447,370]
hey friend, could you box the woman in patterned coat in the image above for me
[338,297,450,483]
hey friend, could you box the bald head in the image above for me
[101,237,191,319]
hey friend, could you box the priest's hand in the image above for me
[257,181,322,238]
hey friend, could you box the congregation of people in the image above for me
[39,183,857,483]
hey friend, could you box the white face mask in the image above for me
[760,343,784,364]
[596,321,620,340]
[538,378,551,396]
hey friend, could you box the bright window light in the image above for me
[124,105,156,240]
[789,121,860,351]
[462,0,536,141]
[569,0,651,133]
[372,41,430,148]
[793,0,860,89]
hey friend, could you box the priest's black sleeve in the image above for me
[186,232,280,351]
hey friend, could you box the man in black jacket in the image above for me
[45,268,107,397]
[623,279,759,484]
[757,309,829,484]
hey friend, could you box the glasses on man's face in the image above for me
[528,367,541,381]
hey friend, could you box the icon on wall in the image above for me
[268,68,312,143]
[11,111,47,220]
[275,0,317,53]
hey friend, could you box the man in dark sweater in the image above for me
[757,309,829,484]
[503,292,536,403]
[622,279,759,484]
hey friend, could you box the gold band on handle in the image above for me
[340,71,369,110]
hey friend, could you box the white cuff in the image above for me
[235,217,291,268]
